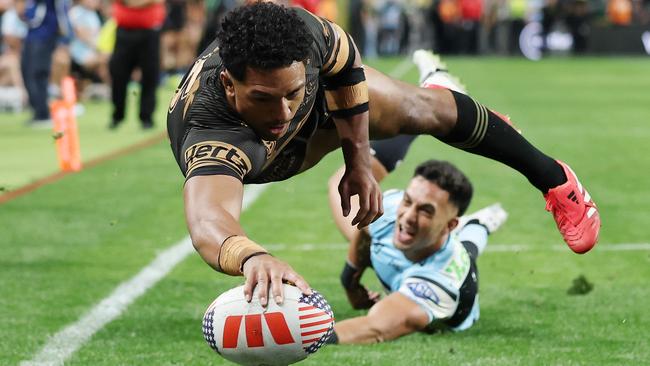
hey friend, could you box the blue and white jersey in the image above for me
[368,190,480,331]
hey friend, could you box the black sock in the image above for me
[439,90,566,193]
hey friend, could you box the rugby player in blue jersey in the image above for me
[329,160,507,343]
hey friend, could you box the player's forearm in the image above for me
[335,293,430,343]
[334,112,371,170]
[328,37,371,170]
[186,207,246,271]
[341,230,371,297]
[183,175,250,273]
[348,228,371,268]
[334,316,384,344]
[335,313,416,344]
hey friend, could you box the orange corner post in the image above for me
[51,76,82,172]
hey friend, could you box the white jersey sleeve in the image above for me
[398,277,458,323]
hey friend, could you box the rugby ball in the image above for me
[202,284,335,365]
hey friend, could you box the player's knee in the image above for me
[398,89,457,137]
[425,93,457,136]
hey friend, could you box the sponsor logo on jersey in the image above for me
[444,248,470,283]
[184,141,252,178]
[407,281,440,305]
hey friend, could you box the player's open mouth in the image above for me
[397,224,416,244]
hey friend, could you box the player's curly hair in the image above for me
[217,2,312,81]
[414,160,473,215]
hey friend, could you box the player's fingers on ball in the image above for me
[284,271,312,295]
[256,271,269,307]
[243,273,256,302]
[270,272,284,304]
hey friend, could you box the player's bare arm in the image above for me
[184,175,311,306]
[340,228,380,309]
[334,292,430,344]
[335,112,382,229]
[320,19,382,229]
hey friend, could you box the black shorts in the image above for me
[370,135,417,172]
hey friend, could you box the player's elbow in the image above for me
[186,218,208,248]
[186,219,222,270]
[365,320,417,343]
[188,227,211,257]
[365,324,387,343]
[366,312,423,342]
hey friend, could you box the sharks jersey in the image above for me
[368,190,481,331]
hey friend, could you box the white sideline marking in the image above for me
[21,184,269,366]
[264,242,650,252]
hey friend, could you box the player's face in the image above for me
[393,176,459,258]
[221,62,306,141]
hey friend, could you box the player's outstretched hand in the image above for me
[339,168,383,229]
[242,254,312,307]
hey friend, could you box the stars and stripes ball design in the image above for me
[202,284,335,365]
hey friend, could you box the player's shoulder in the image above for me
[291,7,329,48]
[292,6,322,27]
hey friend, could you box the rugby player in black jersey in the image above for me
[167,2,600,306]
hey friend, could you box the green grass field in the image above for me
[2,57,649,365]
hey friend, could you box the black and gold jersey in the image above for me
[167,8,358,184]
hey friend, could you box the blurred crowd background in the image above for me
[0,0,648,124]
